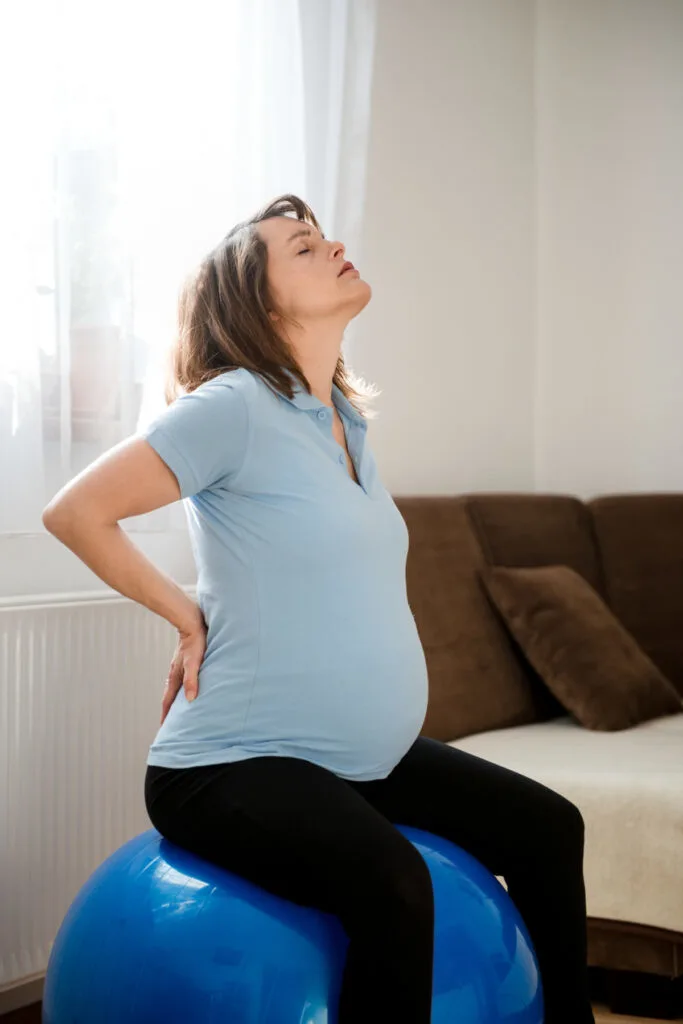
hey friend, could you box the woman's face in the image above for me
[258,216,371,328]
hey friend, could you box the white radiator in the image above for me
[0,590,188,991]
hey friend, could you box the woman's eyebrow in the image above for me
[285,227,325,247]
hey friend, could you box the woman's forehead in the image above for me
[261,217,325,251]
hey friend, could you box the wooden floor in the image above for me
[0,1002,676,1022]
[594,1007,674,1023]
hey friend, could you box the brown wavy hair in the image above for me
[161,193,380,420]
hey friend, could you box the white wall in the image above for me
[358,0,683,500]
[354,0,536,496]
[3,0,681,598]
[534,0,683,494]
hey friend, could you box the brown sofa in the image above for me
[394,492,683,1020]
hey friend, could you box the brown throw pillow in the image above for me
[478,564,683,731]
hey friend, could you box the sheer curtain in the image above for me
[0,0,377,536]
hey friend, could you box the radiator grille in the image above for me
[0,592,182,988]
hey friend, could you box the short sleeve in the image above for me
[138,376,249,498]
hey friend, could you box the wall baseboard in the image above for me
[0,977,43,1018]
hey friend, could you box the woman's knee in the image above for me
[381,843,434,920]
[338,825,433,916]
[546,791,585,848]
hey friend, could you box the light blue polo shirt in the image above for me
[138,366,429,781]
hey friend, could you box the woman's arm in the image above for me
[42,435,202,635]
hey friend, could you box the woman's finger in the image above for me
[184,658,199,702]
[160,659,183,725]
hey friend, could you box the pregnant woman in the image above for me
[43,194,595,1023]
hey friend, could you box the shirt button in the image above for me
[317,409,326,420]
[339,453,344,463]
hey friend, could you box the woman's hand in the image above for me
[160,611,208,726]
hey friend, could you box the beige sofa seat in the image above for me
[448,712,683,933]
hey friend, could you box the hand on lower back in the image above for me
[160,614,208,725]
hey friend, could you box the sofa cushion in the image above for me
[395,496,566,743]
[464,493,607,599]
[479,563,683,730]
[589,495,683,696]
[448,712,683,934]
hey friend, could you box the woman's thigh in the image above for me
[144,755,432,921]
[348,735,583,877]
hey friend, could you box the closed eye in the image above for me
[298,248,311,255]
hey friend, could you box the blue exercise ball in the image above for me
[43,824,544,1023]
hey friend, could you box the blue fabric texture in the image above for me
[139,367,428,781]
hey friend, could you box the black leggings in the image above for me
[144,735,595,1024]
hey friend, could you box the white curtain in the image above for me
[0,0,377,535]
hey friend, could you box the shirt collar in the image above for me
[280,373,367,429]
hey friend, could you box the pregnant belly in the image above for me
[243,614,430,771]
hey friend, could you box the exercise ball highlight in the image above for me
[43,825,544,1022]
